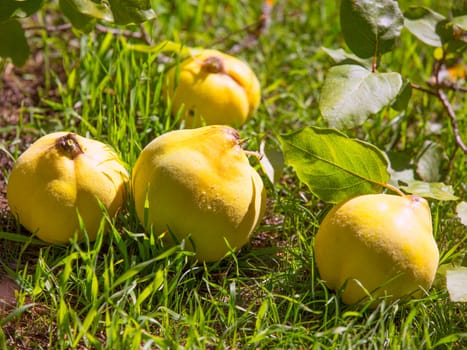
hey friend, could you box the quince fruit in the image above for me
[132,125,266,262]
[314,194,439,306]
[7,132,128,243]
[164,49,261,128]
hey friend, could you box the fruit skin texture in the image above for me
[132,125,266,262]
[314,194,439,306]
[165,49,261,128]
[7,132,129,243]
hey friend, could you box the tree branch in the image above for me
[410,83,437,97]
[95,24,150,43]
[433,52,467,155]
[23,23,72,32]
[436,89,467,154]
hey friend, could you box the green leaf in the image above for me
[108,0,156,25]
[391,79,412,111]
[416,141,447,182]
[0,19,30,66]
[340,0,404,58]
[319,64,403,129]
[456,201,467,226]
[0,0,43,22]
[387,151,414,186]
[399,180,459,201]
[59,0,96,32]
[61,0,113,22]
[446,268,467,302]
[279,127,390,204]
[320,47,373,69]
[259,138,284,185]
[404,6,445,47]
[449,15,467,31]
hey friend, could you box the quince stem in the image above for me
[382,182,406,197]
[56,133,84,159]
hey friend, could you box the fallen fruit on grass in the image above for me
[314,193,439,306]
[132,125,266,262]
[164,49,261,128]
[7,132,128,243]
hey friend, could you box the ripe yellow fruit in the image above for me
[164,49,261,128]
[132,125,266,262]
[314,194,439,306]
[7,132,128,243]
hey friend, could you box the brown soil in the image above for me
[0,275,18,308]
[1,55,46,231]
[0,47,69,348]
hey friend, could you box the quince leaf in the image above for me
[279,127,390,204]
[446,268,467,302]
[259,139,284,185]
[449,15,467,31]
[58,0,155,26]
[391,79,412,111]
[108,0,156,25]
[319,64,402,129]
[404,6,445,47]
[59,0,96,32]
[59,0,113,22]
[340,0,404,58]
[320,47,373,69]
[0,19,29,66]
[399,180,459,201]
[0,0,43,22]
[416,141,447,182]
[386,151,414,186]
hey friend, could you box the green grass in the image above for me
[1,1,466,349]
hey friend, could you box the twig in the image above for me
[433,51,467,155]
[23,23,72,32]
[438,80,467,93]
[436,89,467,154]
[208,0,275,51]
[410,83,437,97]
[95,24,147,42]
[411,66,466,154]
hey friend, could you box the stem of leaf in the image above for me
[381,182,406,197]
